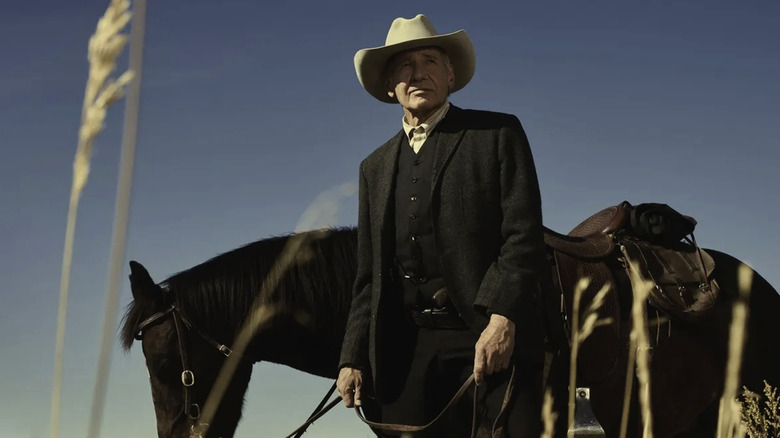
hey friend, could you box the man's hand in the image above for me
[337,367,363,407]
[473,313,516,385]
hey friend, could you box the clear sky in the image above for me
[1,1,778,437]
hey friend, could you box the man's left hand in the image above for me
[473,313,515,385]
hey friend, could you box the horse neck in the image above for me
[245,290,348,379]
[172,228,357,379]
[173,282,345,380]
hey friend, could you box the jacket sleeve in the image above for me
[338,162,373,370]
[472,116,546,322]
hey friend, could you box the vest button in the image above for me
[410,196,418,202]
[412,177,419,183]
[410,213,417,220]
[413,159,421,166]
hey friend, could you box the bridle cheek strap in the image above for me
[135,304,238,422]
[168,310,199,420]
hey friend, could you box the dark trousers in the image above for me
[373,322,544,438]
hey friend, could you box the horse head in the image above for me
[122,261,252,438]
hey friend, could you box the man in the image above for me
[338,14,550,437]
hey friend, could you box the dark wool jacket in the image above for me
[339,104,548,389]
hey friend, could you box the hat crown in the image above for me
[385,14,439,46]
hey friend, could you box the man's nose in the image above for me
[410,63,425,81]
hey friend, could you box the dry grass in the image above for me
[50,1,135,438]
[567,277,613,437]
[541,387,558,438]
[624,257,656,438]
[740,381,780,437]
[717,263,753,438]
[86,0,147,437]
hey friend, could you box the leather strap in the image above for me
[355,366,516,436]
[354,373,476,433]
[283,367,518,438]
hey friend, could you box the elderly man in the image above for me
[337,14,550,437]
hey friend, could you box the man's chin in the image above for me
[407,97,441,111]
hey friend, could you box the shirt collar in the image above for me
[402,101,451,139]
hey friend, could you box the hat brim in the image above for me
[354,30,475,104]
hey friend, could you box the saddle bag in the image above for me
[619,239,719,322]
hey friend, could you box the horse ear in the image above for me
[129,260,161,304]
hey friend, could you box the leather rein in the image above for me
[134,305,509,438]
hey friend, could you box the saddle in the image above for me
[543,202,719,385]
[543,204,626,259]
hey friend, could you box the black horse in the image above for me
[121,217,780,438]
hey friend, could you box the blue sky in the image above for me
[1,1,778,437]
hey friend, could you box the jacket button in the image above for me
[410,196,418,202]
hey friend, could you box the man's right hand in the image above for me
[337,367,363,407]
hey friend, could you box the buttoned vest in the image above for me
[394,129,446,307]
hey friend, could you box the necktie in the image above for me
[410,126,426,154]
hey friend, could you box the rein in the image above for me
[283,367,516,438]
[136,306,515,438]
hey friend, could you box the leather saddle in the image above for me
[543,204,630,384]
[543,204,627,259]
[543,202,720,385]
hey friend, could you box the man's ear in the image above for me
[386,79,396,99]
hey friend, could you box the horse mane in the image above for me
[120,226,358,350]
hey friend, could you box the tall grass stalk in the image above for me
[193,183,356,437]
[541,387,558,438]
[566,277,587,436]
[625,257,655,438]
[567,277,612,437]
[86,0,147,437]
[50,1,134,437]
[618,328,637,438]
[717,263,753,438]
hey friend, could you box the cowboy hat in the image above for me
[354,14,475,103]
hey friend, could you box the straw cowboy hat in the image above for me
[354,14,476,103]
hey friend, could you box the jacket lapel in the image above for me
[372,131,403,236]
[431,105,466,196]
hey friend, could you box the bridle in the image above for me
[133,302,237,429]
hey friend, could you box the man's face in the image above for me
[386,47,454,116]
